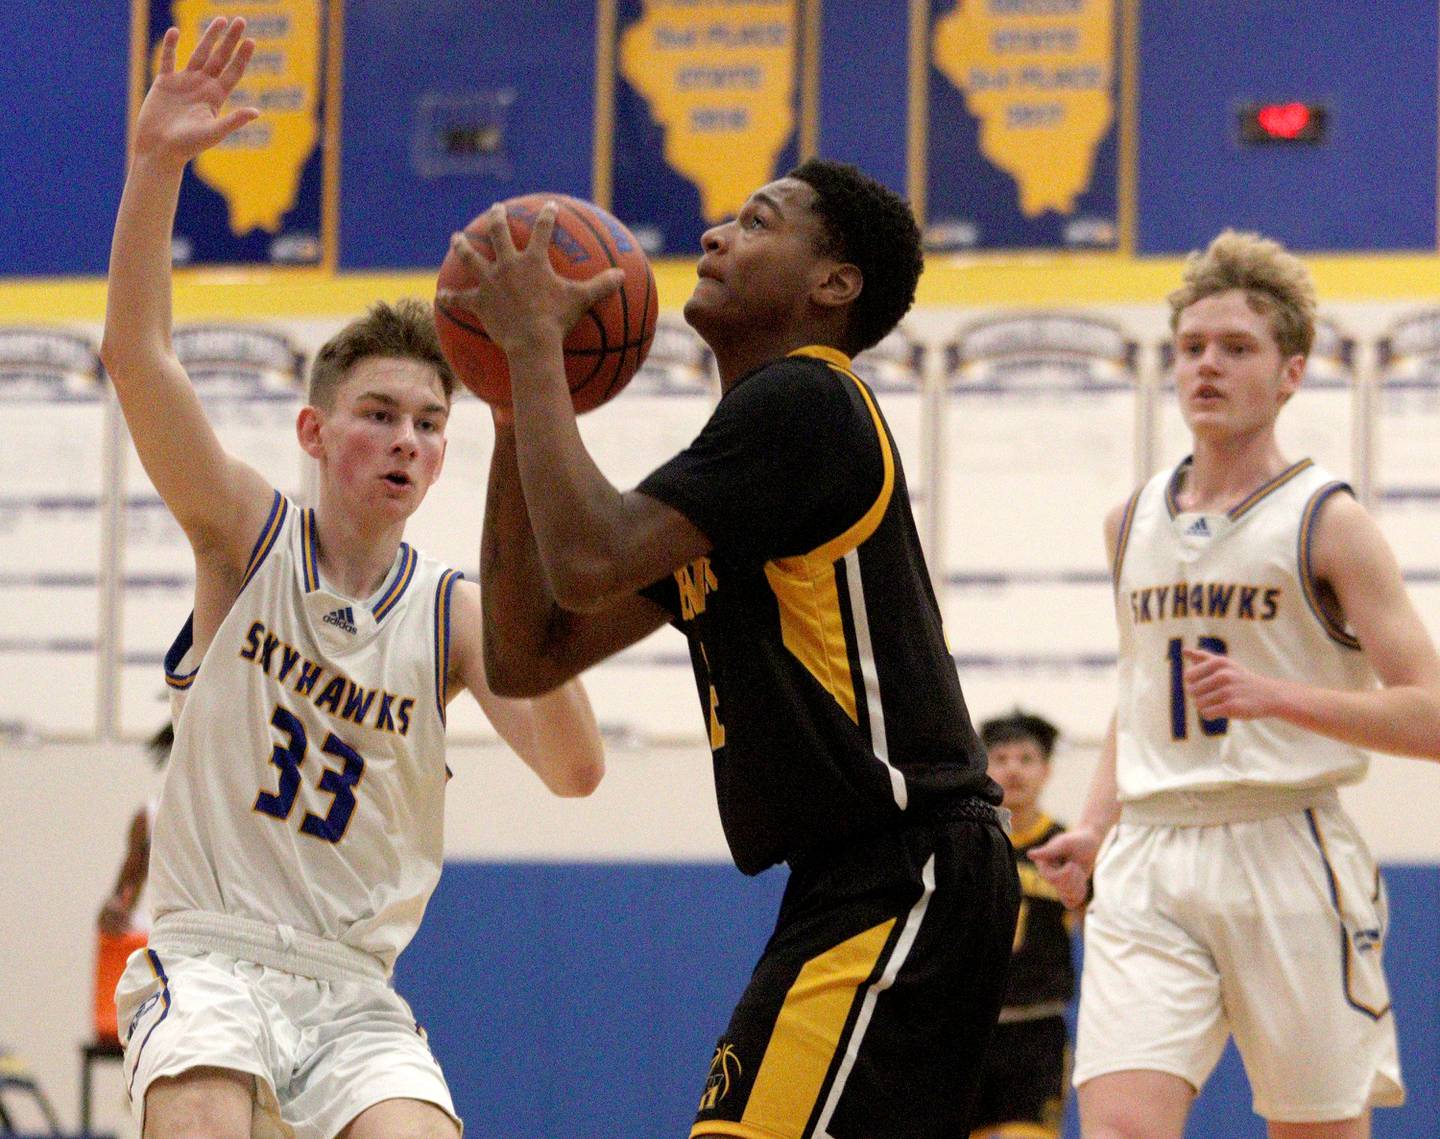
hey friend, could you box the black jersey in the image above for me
[1004,814,1076,1010]
[638,347,999,874]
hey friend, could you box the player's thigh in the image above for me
[143,1066,255,1139]
[692,816,1017,1139]
[1074,826,1228,1092]
[119,950,282,1134]
[339,1097,461,1139]
[1076,1069,1194,1139]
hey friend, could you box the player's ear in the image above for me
[812,262,862,310]
[1277,353,1306,405]
[296,405,325,459]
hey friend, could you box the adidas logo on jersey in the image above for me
[1185,517,1212,537]
[322,605,357,634]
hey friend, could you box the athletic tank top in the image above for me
[149,493,463,974]
[1112,459,1374,803]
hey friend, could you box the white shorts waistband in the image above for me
[1120,783,1339,827]
[150,911,388,985]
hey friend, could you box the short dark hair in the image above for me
[309,299,456,409]
[787,158,923,355]
[980,710,1059,760]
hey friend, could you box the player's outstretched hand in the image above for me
[1030,826,1100,911]
[135,17,259,170]
[1182,647,1278,722]
[439,202,625,359]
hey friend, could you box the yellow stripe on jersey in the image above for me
[240,493,288,591]
[763,348,897,723]
[764,556,858,723]
[374,543,417,622]
[301,509,321,592]
[739,918,897,1138]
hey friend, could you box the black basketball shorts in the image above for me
[967,1015,1071,1137]
[692,806,1020,1139]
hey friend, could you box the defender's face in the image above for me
[684,177,834,340]
[1173,289,1305,441]
[306,356,449,522]
[985,738,1050,818]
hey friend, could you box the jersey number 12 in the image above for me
[1167,636,1229,739]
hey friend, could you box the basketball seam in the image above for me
[560,199,629,402]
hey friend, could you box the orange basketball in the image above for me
[433,194,658,414]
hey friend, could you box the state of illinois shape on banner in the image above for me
[611,0,810,256]
[924,0,1121,252]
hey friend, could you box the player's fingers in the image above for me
[487,203,518,258]
[211,107,260,144]
[157,26,180,76]
[527,202,563,261]
[579,267,626,307]
[209,16,247,75]
[217,37,256,90]
[448,232,490,278]
[188,16,227,72]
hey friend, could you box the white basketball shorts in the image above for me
[116,914,459,1139]
[1074,797,1403,1122]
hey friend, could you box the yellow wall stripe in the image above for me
[740,918,896,1136]
[15,252,1440,326]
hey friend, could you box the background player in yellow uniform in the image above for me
[971,711,1076,1139]
[1034,231,1440,1139]
[102,19,603,1139]
[443,159,1020,1139]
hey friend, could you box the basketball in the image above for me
[433,194,658,414]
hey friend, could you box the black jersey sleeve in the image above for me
[637,357,882,563]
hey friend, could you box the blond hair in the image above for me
[1167,230,1317,359]
[308,299,455,409]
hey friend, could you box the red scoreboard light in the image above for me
[1238,101,1328,144]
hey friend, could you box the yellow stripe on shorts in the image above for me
[740,917,897,1137]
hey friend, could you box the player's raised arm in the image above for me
[444,577,606,797]
[478,415,673,698]
[100,18,272,563]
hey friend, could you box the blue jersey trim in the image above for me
[433,569,463,723]
[163,614,197,690]
[126,949,174,1097]
[301,508,321,592]
[239,492,288,592]
[1298,482,1362,651]
[373,544,418,623]
[1304,809,1390,1021]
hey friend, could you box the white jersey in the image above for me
[1112,458,1374,804]
[149,492,464,974]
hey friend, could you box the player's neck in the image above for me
[310,504,406,600]
[708,320,848,391]
[1181,431,1290,513]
